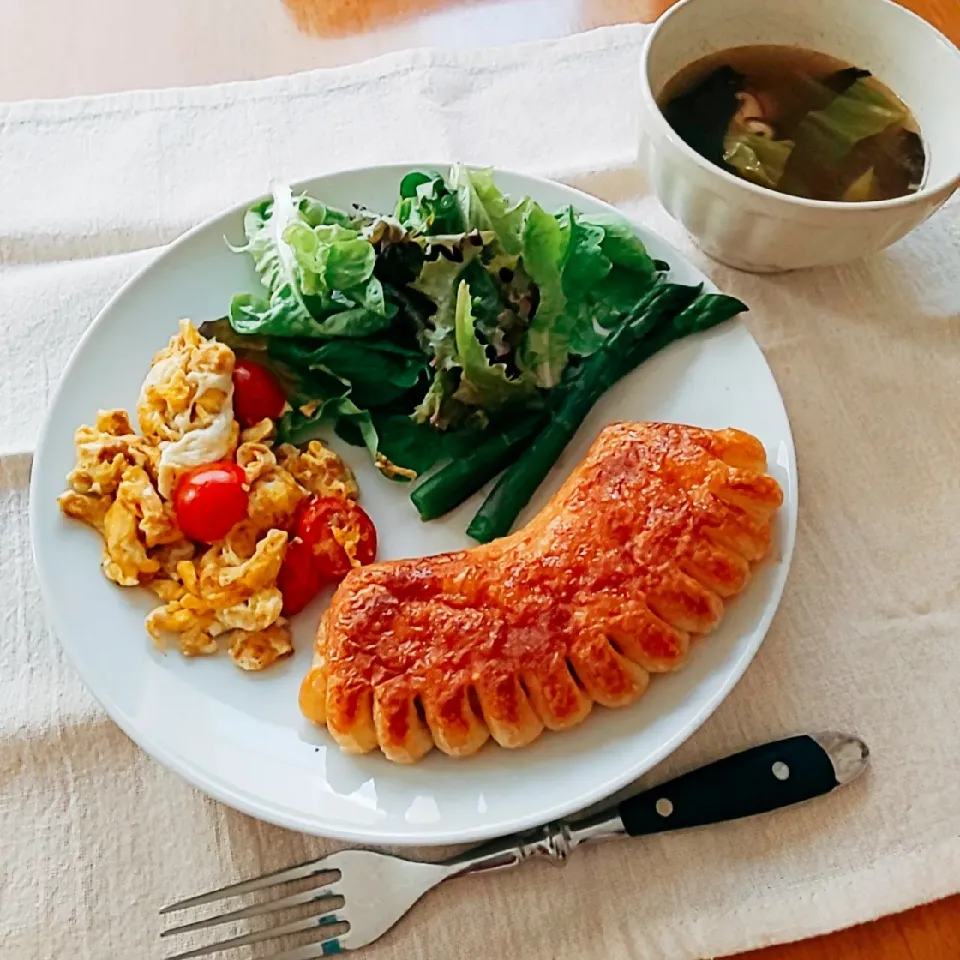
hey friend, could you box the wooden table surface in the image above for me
[2,1,957,958]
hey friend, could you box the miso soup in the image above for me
[659,45,925,202]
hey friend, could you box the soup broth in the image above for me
[659,45,925,203]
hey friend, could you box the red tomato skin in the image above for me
[276,496,378,616]
[277,537,324,616]
[298,496,378,580]
[232,360,286,427]
[174,461,249,544]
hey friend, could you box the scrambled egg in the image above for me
[276,440,359,500]
[58,321,360,672]
[144,528,289,662]
[64,409,159,496]
[137,319,239,499]
[331,519,363,567]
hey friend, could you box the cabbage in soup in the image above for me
[659,45,925,203]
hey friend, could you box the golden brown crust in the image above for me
[299,422,783,762]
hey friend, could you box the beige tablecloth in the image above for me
[2,24,959,960]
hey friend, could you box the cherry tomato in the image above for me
[276,496,378,615]
[299,496,378,579]
[277,537,322,616]
[174,460,249,544]
[232,359,286,427]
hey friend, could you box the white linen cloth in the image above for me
[2,24,959,960]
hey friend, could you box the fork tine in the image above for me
[161,858,339,914]
[163,912,346,960]
[160,886,342,937]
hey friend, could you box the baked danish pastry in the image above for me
[299,422,783,762]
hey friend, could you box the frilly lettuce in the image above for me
[515,202,569,388]
[410,235,489,371]
[452,280,536,408]
[395,171,465,236]
[229,183,391,339]
[450,164,526,254]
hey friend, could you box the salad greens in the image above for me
[453,281,537,408]
[207,166,748,540]
[228,184,393,340]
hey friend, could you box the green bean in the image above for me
[410,411,547,521]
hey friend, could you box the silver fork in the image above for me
[160,732,868,959]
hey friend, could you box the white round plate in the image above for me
[31,165,797,845]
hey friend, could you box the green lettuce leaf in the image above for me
[279,396,419,481]
[283,219,391,334]
[412,369,460,429]
[450,164,526,254]
[228,184,320,337]
[580,214,658,281]
[566,308,611,356]
[268,337,427,409]
[410,369,489,432]
[550,209,613,357]
[340,410,481,476]
[370,413,466,475]
[410,236,488,369]
[516,206,660,378]
[230,293,393,339]
[457,258,531,360]
[516,202,569,388]
[559,207,612,293]
[329,398,380,461]
[565,267,660,356]
[283,221,376,294]
[229,183,391,338]
[562,213,661,356]
[278,394,375,455]
[364,414,438,473]
[452,280,536,408]
[299,197,358,230]
[395,171,465,236]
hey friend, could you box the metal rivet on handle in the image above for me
[655,797,674,817]
[772,762,790,781]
